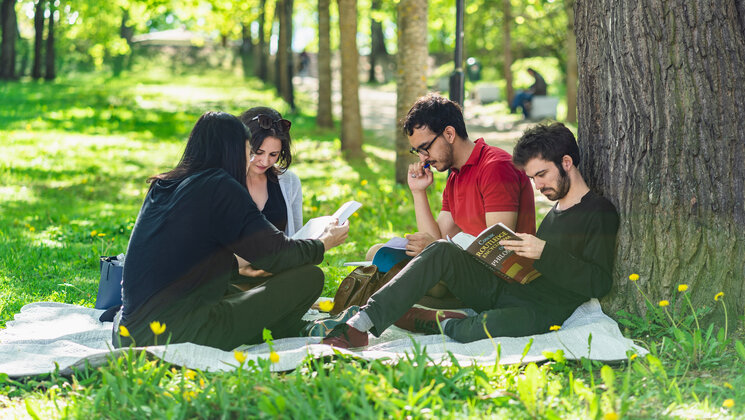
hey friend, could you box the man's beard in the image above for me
[427,142,454,171]
[541,171,570,201]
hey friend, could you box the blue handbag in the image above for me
[96,255,124,309]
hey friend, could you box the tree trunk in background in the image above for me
[564,0,577,123]
[257,0,268,81]
[501,0,514,105]
[316,0,333,128]
[282,0,295,110]
[0,0,17,79]
[337,0,364,158]
[277,0,289,100]
[31,0,43,80]
[395,0,428,184]
[43,0,54,80]
[241,22,253,78]
[368,0,388,83]
[112,9,134,76]
[274,2,282,89]
[575,0,745,322]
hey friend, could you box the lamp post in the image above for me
[449,0,465,106]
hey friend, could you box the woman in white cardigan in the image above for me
[234,107,304,285]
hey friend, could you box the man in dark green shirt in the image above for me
[320,122,620,347]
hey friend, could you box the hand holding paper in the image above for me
[319,219,349,251]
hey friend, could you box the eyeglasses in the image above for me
[409,132,442,157]
[251,114,292,133]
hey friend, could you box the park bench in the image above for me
[530,95,559,120]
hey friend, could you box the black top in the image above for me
[501,190,619,309]
[261,178,288,233]
[529,72,547,96]
[120,168,324,319]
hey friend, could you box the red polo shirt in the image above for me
[441,138,536,235]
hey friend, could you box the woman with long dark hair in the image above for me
[113,111,348,350]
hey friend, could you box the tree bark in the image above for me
[368,0,388,83]
[257,0,268,82]
[564,0,577,123]
[337,0,364,158]
[575,0,745,321]
[44,0,54,80]
[501,0,514,105]
[283,0,295,110]
[31,0,44,80]
[395,0,428,184]
[0,0,17,79]
[316,0,333,128]
[277,0,289,100]
[241,22,253,78]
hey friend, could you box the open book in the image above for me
[449,223,541,285]
[291,200,362,240]
[343,237,411,272]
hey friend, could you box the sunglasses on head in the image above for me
[251,114,291,132]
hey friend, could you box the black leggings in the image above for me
[114,264,324,350]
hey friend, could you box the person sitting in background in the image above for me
[510,68,547,119]
[233,107,303,286]
[114,111,348,351]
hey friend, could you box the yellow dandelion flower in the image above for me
[356,190,363,196]
[549,325,561,331]
[318,300,334,312]
[90,230,97,237]
[353,212,359,217]
[630,354,638,361]
[234,351,247,364]
[677,284,688,292]
[658,300,670,307]
[723,399,734,408]
[628,273,640,282]
[360,179,368,186]
[149,321,166,336]
[724,382,734,390]
[29,226,35,232]
[184,369,196,381]
[136,378,143,385]
[119,325,130,337]
[97,233,106,237]
[199,378,206,388]
[163,391,172,398]
[269,351,280,363]
[715,292,724,301]
[603,412,619,420]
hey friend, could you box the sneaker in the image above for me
[321,323,369,349]
[304,305,361,337]
[394,307,468,334]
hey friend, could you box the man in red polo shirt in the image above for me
[404,94,535,253]
[403,94,535,298]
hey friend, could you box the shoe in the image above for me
[394,307,467,334]
[321,323,369,349]
[304,305,360,337]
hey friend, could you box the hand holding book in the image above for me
[499,233,546,260]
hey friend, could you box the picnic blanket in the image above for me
[0,299,646,378]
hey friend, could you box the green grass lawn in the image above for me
[1,69,743,418]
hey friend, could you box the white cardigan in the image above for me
[278,170,303,236]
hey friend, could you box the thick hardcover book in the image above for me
[449,223,541,285]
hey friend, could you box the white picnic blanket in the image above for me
[0,299,646,378]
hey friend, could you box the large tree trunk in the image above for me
[337,0,364,158]
[257,0,268,82]
[394,0,428,184]
[564,0,577,123]
[501,0,514,105]
[44,0,54,80]
[368,0,388,83]
[31,0,44,80]
[0,0,17,79]
[277,0,289,100]
[282,0,295,110]
[316,0,333,128]
[575,0,745,321]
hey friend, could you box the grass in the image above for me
[1,68,744,418]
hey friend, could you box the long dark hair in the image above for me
[238,106,292,182]
[148,111,250,188]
